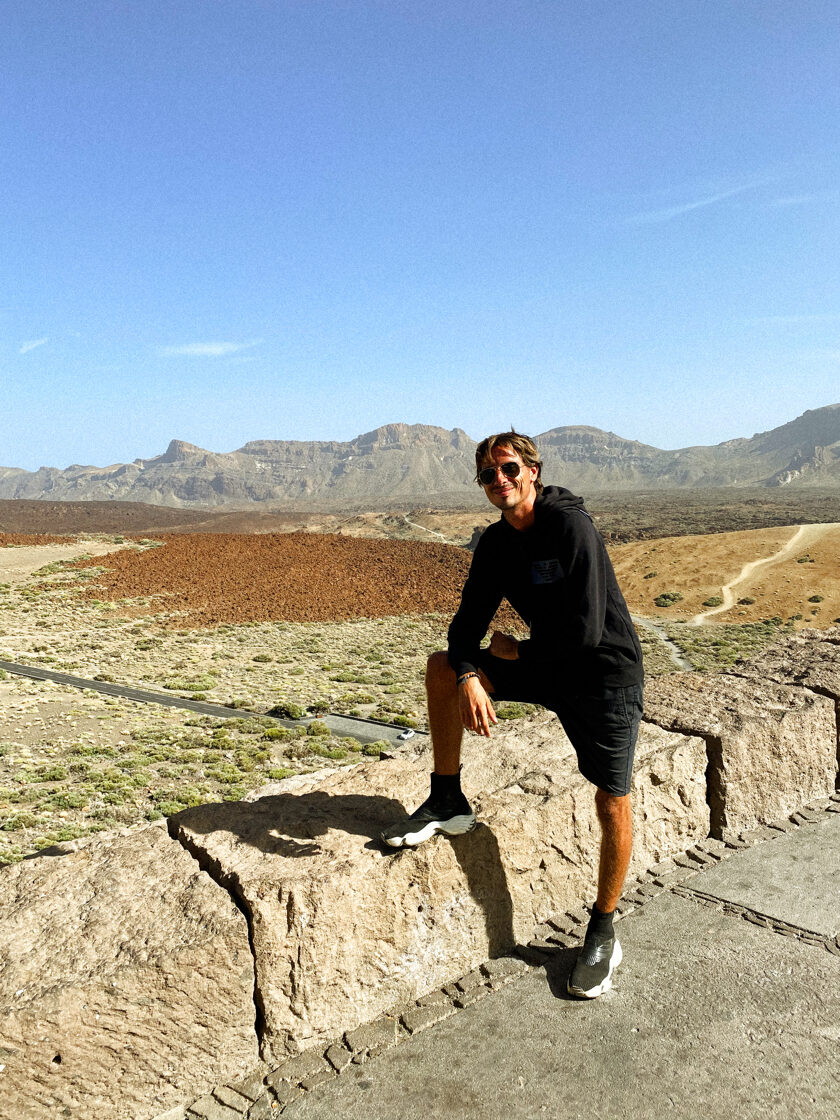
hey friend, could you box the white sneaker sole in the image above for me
[381,814,477,848]
[567,938,622,999]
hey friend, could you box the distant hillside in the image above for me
[1,405,838,509]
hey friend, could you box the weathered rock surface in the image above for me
[733,627,840,700]
[731,629,840,772]
[173,712,707,1062]
[0,823,258,1120]
[643,673,836,835]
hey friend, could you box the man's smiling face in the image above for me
[479,444,539,514]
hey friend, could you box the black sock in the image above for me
[430,769,462,799]
[586,904,615,939]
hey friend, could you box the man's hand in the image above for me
[459,676,497,737]
[489,630,519,660]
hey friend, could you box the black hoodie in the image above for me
[447,486,643,688]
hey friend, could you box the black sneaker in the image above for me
[381,790,476,848]
[566,932,622,999]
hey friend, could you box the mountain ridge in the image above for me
[1,404,838,510]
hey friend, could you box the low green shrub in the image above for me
[267,701,305,720]
[162,674,217,692]
[309,744,348,759]
[654,591,683,607]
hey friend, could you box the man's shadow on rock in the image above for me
[174,790,408,858]
[175,793,516,958]
[380,821,516,960]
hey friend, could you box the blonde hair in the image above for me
[474,430,543,493]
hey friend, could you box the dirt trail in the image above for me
[690,523,840,624]
[402,517,450,544]
[631,615,694,670]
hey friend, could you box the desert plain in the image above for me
[0,501,838,867]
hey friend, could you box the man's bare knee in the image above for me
[595,790,631,824]
[426,650,455,693]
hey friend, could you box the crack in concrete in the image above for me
[672,883,835,945]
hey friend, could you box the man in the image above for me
[381,431,644,999]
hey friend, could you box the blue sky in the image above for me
[3,0,840,469]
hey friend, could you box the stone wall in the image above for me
[1,627,838,1119]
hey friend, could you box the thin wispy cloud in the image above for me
[159,340,262,358]
[19,337,48,354]
[627,177,773,225]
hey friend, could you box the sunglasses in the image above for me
[478,461,522,486]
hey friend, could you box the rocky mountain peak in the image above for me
[159,439,207,463]
[354,423,461,449]
[2,406,840,508]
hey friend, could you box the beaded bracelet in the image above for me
[456,672,479,685]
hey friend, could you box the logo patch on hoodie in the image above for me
[531,558,563,584]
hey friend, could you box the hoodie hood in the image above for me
[536,484,586,514]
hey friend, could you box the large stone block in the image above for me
[734,629,840,700]
[173,712,707,1062]
[0,823,258,1120]
[643,672,836,836]
[732,630,840,775]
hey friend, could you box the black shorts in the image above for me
[474,650,643,797]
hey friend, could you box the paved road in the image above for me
[280,810,840,1120]
[0,659,420,746]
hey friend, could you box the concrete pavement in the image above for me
[259,803,840,1120]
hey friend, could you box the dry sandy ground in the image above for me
[613,522,840,625]
[0,540,129,584]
